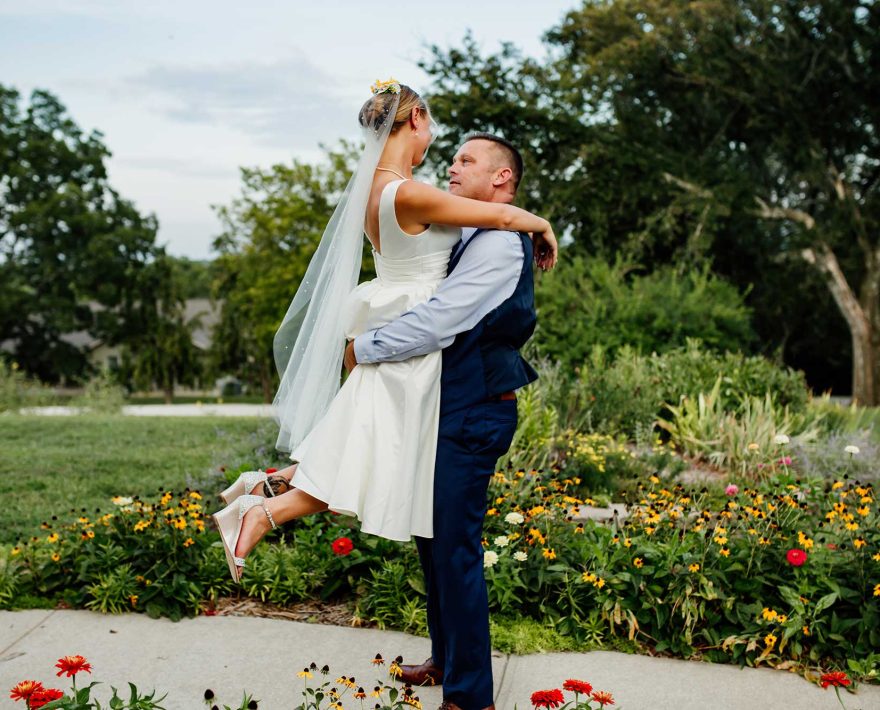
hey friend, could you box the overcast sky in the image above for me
[1,0,576,260]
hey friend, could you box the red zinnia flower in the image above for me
[10,680,44,702]
[562,679,593,695]
[786,549,807,566]
[820,671,851,689]
[55,655,92,678]
[592,690,615,706]
[530,688,565,708]
[265,468,278,474]
[331,536,354,556]
[29,688,64,708]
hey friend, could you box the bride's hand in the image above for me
[530,221,558,271]
[344,340,358,373]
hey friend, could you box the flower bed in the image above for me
[2,459,877,685]
[480,465,878,679]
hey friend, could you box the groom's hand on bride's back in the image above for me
[344,340,358,373]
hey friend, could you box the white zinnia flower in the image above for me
[111,496,133,506]
[845,445,860,455]
[505,512,525,525]
[774,434,790,445]
[494,535,510,547]
[513,551,528,562]
[483,551,499,568]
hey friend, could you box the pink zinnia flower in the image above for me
[777,456,792,466]
[725,484,739,496]
[786,548,807,566]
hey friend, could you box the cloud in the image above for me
[114,155,232,180]
[127,54,357,149]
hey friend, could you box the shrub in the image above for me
[506,341,813,471]
[650,339,811,415]
[533,255,756,369]
[69,366,126,414]
[0,360,56,412]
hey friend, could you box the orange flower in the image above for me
[55,654,92,677]
[591,690,615,706]
[9,680,44,702]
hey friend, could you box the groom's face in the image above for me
[447,139,499,202]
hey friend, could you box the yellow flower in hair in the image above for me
[371,77,401,95]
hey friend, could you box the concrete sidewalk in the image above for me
[2,610,877,710]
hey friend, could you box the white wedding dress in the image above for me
[287,179,461,541]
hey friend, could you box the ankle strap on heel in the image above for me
[262,503,277,529]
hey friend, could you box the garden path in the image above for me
[2,609,876,710]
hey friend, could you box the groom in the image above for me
[344,132,540,710]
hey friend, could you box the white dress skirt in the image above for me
[287,179,461,542]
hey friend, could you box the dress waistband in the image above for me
[373,250,451,284]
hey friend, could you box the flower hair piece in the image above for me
[371,77,401,95]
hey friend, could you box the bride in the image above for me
[211,79,556,583]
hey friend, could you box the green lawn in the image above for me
[0,414,283,545]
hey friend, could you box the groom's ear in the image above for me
[492,166,514,188]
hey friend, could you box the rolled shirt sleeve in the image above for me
[353,229,525,363]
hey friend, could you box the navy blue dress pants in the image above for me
[413,398,518,709]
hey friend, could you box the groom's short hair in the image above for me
[463,132,523,192]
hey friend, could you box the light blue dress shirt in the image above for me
[353,227,525,363]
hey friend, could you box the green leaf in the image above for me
[814,592,838,614]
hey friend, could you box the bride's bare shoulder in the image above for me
[395,179,442,203]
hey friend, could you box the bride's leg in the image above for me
[232,486,329,575]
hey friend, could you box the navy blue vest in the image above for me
[439,229,539,416]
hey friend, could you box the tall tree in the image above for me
[0,85,160,383]
[420,1,879,402]
[119,254,204,403]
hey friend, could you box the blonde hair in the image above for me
[358,84,427,133]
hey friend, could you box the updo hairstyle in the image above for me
[358,84,427,133]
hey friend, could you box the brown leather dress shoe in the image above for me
[398,656,443,686]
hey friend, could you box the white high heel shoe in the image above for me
[219,470,268,505]
[212,494,277,583]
